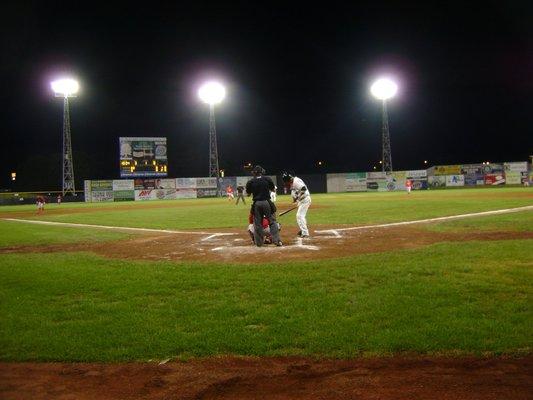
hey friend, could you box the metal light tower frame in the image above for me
[52,79,79,196]
[198,81,225,196]
[60,95,76,195]
[208,103,220,179]
[381,99,392,173]
[371,77,397,174]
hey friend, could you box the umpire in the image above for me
[245,165,282,247]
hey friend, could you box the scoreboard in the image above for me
[119,137,168,177]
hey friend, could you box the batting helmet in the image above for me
[281,172,293,183]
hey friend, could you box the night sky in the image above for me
[2,1,532,190]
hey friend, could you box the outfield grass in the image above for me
[0,188,531,361]
[0,220,131,247]
[1,187,531,230]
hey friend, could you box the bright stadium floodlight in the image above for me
[51,78,79,195]
[370,78,397,100]
[51,78,79,98]
[198,81,226,105]
[371,77,398,173]
[198,81,226,196]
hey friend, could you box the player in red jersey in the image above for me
[406,179,413,194]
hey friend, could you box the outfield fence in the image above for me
[81,161,531,202]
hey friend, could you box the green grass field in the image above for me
[0,187,532,361]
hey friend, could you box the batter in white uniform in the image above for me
[282,173,311,238]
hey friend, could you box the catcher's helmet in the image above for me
[252,165,266,176]
[281,172,293,183]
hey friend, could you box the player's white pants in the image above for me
[406,187,411,194]
[270,192,277,202]
[296,197,311,236]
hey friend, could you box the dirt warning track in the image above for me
[1,356,531,399]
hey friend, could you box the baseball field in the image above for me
[1,187,532,399]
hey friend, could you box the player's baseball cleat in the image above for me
[296,230,302,237]
[301,235,309,238]
[275,241,283,246]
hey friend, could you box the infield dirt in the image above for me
[2,224,532,263]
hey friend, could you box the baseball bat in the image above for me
[278,206,297,217]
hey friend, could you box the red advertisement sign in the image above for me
[484,174,505,185]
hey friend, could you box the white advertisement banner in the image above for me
[195,177,218,188]
[113,179,134,191]
[367,171,386,179]
[236,176,251,188]
[428,176,447,188]
[135,189,177,201]
[504,171,522,185]
[84,180,91,202]
[406,170,427,178]
[504,162,528,173]
[326,174,345,193]
[176,189,198,199]
[155,178,176,189]
[176,178,197,189]
[446,175,465,187]
[91,191,114,202]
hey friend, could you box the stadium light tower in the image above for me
[198,81,226,194]
[371,78,397,173]
[51,78,79,196]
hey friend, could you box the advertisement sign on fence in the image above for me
[446,175,465,187]
[345,172,367,192]
[482,163,504,174]
[461,164,484,175]
[464,173,485,186]
[176,189,197,199]
[504,171,522,185]
[484,173,505,185]
[91,180,113,191]
[176,178,197,189]
[91,191,113,202]
[134,179,156,190]
[84,180,91,202]
[428,175,446,188]
[435,165,462,175]
[504,162,528,173]
[366,178,388,191]
[135,189,178,201]
[406,170,427,178]
[113,190,135,201]
[411,179,429,190]
[196,178,215,188]
[387,171,406,191]
[196,188,218,198]
[112,180,134,191]
[326,174,345,193]
[236,176,251,189]
[196,177,218,188]
[155,178,176,189]
[367,171,387,179]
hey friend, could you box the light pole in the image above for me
[52,78,79,196]
[371,78,397,173]
[198,81,226,196]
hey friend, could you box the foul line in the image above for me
[315,205,533,234]
[2,218,236,236]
